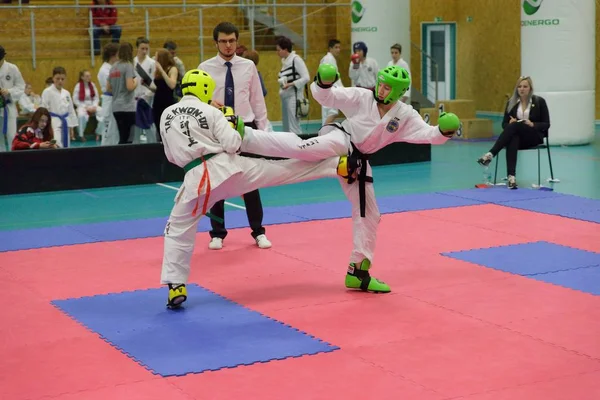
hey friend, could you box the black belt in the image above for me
[347,142,373,218]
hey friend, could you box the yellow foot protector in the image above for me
[167,284,188,308]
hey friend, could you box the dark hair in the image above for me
[28,107,54,141]
[328,39,340,49]
[236,44,248,57]
[102,42,119,62]
[391,43,402,53]
[213,22,239,41]
[136,37,149,48]
[45,77,53,85]
[118,42,134,63]
[275,36,292,52]
[52,66,67,76]
[244,49,259,65]
[163,40,177,51]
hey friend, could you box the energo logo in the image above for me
[523,0,543,16]
[521,0,560,27]
[351,1,365,24]
[350,0,377,32]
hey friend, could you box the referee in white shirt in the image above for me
[199,21,272,251]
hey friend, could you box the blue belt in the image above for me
[50,112,69,148]
[2,106,7,151]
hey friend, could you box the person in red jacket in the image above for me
[12,107,58,150]
[91,0,122,56]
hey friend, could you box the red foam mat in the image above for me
[2,205,600,399]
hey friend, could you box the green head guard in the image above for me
[375,66,410,104]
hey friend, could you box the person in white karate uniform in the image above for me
[159,69,349,309]
[388,43,411,104]
[349,41,379,90]
[319,39,343,126]
[97,42,120,146]
[241,64,461,293]
[276,36,310,135]
[0,45,26,152]
[18,83,41,116]
[40,66,78,148]
[133,37,157,144]
[72,69,101,141]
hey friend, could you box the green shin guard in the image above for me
[345,259,391,293]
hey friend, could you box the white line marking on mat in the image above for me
[156,183,246,210]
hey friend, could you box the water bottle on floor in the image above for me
[483,166,492,185]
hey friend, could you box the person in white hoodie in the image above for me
[276,36,310,135]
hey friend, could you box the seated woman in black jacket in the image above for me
[477,76,550,189]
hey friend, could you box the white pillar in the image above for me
[350,0,410,71]
[521,0,596,145]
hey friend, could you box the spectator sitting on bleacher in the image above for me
[18,83,41,115]
[12,107,58,151]
[91,0,122,56]
[73,69,101,142]
[477,76,550,190]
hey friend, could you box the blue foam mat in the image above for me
[273,200,354,221]
[440,187,565,203]
[51,284,338,376]
[0,226,98,252]
[501,195,600,223]
[3,191,599,252]
[443,241,600,277]
[377,192,484,212]
[1,192,485,252]
[530,265,600,295]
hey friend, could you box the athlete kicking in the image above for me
[159,69,351,308]
[240,64,461,294]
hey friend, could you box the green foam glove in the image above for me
[315,63,340,89]
[438,112,460,137]
[220,106,245,139]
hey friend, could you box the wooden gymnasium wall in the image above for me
[6,1,598,120]
[411,0,599,119]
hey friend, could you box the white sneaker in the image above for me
[255,234,272,249]
[208,237,223,250]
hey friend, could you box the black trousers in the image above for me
[209,121,266,239]
[113,111,136,144]
[489,122,544,176]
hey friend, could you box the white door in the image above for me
[424,24,453,104]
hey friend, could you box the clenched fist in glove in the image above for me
[220,106,246,139]
[438,112,460,138]
[351,53,361,69]
[314,63,340,89]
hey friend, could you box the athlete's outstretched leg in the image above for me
[338,162,390,293]
[241,126,349,161]
[229,156,342,195]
